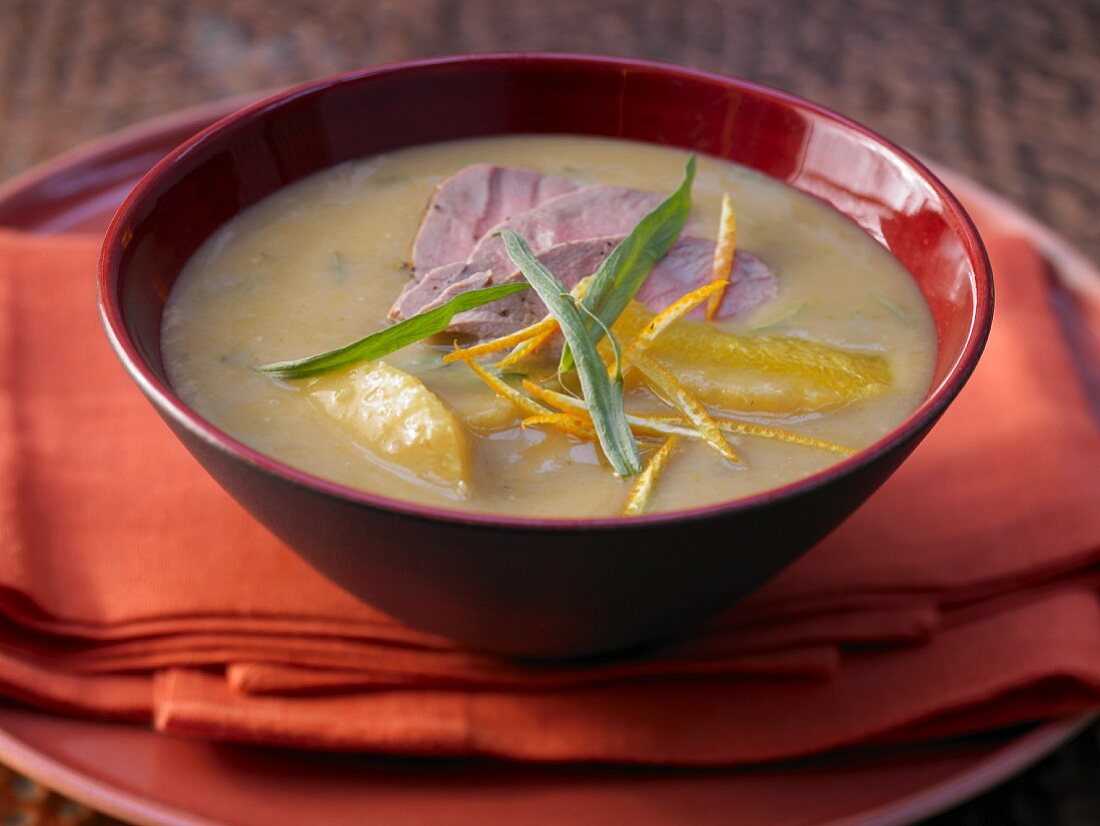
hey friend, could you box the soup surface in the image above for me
[162,135,936,517]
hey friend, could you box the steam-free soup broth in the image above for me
[162,135,936,517]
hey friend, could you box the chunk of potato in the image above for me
[307,362,470,493]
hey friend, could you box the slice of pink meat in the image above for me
[636,238,778,323]
[459,185,664,285]
[393,167,779,339]
[390,185,664,321]
[444,238,621,339]
[410,165,578,277]
[417,235,777,339]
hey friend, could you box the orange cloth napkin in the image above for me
[0,186,1098,765]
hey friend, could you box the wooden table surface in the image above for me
[0,0,1098,823]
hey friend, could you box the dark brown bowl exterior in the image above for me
[99,54,993,658]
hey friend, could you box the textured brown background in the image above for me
[1,0,1099,823]
[2,0,1099,262]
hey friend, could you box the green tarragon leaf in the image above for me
[560,155,696,371]
[499,230,643,477]
[255,282,530,380]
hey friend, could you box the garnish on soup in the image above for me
[162,136,935,518]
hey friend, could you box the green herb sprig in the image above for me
[560,155,696,371]
[255,282,529,380]
[499,230,642,477]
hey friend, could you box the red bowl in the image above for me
[98,54,992,658]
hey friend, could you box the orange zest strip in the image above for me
[705,193,736,320]
[622,414,711,440]
[442,316,558,364]
[525,382,707,440]
[445,277,590,366]
[521,413,597,440]
[522,379,581,410]
[624,281,727,362]
[715,419,854,455]
[628,352,740,463]
[641,413,855,455]
[527,381,851,455]
[495,325,557,369]
[622,436,679,517]
[455,350,549,418]
[612,281,725,381]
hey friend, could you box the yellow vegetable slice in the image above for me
[622,436,679,517]
[521,413,597,440]
[628,352,739,463]
[307,361,470,492]
[611,301,891,414]
[706,193,736,320]
[619,280,726,378]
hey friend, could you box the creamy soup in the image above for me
[162,135,936,517]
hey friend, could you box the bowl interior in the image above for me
[104,54,990,509]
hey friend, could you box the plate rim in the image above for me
[0,706,1091,826]
[0,99,1096,826]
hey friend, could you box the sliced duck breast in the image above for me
[410,165,578,277]
[391,185,663,321]
[413,236,777,339]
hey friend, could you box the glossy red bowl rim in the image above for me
[98,52,994,532]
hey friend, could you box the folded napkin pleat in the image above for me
[0,184,1098,765]
[0,650,150,720]
[0,597,938,663]
[0,620,844,682]
[220,646,840,695]
[154,589,1100,764]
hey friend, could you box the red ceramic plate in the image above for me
[0,99,1096,826]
